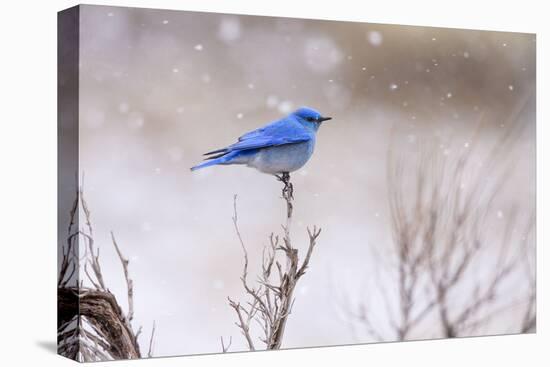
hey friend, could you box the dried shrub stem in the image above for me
[226,173,321,351]
[58,187,156,361]
[342,107,535,341]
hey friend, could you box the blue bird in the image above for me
[190,107,331,175]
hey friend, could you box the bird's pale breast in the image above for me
[249,140,315,174]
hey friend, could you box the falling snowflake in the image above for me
[162,20,169,24]
[446,92,453,98]
[213,280,225,290]
[194,44,203,51]
[278,101,293,114]
[218,17,241,42]
[118,103,129,114]
[236,113,244,119]
[497,211,504,219]
[389,83,399,91]
[128,115,145,129]
[172,68,179,73]
[304,37,343,73]
[464,142,470,148]
[508,85,514,91]
[367,31,383,46]
[463,51,470,58]
[266,95,279,108]
[167,146,183,162]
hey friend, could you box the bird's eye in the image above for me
[306,117,315,122]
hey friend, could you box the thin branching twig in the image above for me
[342,105,535,341]
[226,174,321,351]
[58,185,155,361]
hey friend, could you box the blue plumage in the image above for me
[191,107,331,174]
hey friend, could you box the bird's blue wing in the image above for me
[228,134,310,151]
[237,119,285,141]
[205,117,312,156]
[230,118,311,150]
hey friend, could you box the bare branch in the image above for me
[58,186,150,361]
[227,174,321,350]
[220,336,232,353]
[228,298,256,351]
[344,114,534,341]
[111,232,135,325]
[147,321,156,358]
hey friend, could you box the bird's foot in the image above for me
[276,172,294,200]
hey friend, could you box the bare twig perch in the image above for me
[58,187,156,361]
[227,174,321,351]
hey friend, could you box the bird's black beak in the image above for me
[319,116,332,122]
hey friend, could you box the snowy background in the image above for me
[61,4,535,357]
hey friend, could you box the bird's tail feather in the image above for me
[203,147,227,156]
[203,151,227,160]
[190,159,221,171]
[190,151,237,171]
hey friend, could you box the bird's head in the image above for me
[291,107,332,131]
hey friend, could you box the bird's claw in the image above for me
[276,172,294,200]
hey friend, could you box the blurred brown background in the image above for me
[64,4,535,356]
